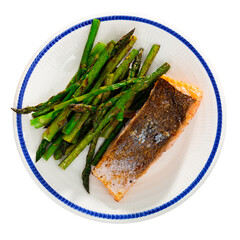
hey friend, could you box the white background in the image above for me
[1,0,239,239]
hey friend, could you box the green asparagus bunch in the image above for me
[12,19,170,194]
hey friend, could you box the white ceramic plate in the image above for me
[13,15,225,223]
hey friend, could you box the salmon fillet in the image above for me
[92,76,203,201]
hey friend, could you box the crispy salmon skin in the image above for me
[92,76,203,201]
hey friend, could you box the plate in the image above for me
[13,15,225,223]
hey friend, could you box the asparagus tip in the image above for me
[82,165,91,193]
[82,174,90,193]
[93,18,100,23]
[11,107,20,113]
[58,161,66,170]
[83,183,90,194]
[130,28,135,35]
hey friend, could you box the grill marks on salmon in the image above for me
[92,76,203,201]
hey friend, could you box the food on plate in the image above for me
[12,18,202,201]
[92,76,203,201]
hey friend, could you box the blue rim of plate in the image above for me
[16,15,222,220]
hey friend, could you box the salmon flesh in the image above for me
[92,76,203,201]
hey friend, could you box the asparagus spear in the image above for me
[91,74,115,129]
[43,119,54,129]
[30,83,80,128]
[65,144,76,156]
[101,118,120,139]
[79,19,101,74]
[11,106,39,115]
[42,108,71,142]
[67,19,100,87]
[54,77,143,111]
[111,49,139,83]
[54,148,64,160]
[11,83,77,115]
[32,83,82,117]
[87,42,106,68]
[31,109,61,129]
[62,112,83,135]
[138,44,160,77]
[60,141,70,155]
[36,139,49,162]
[71,132,81,145]
[119,68,130,82]
[32,83,79,118]
[31,100,61,118]
[66,116,93,146]
[62,113,89,142]
[116,110,124,121]
[114,49,143,119]
[128,48,143,79]
[66,118,91,151]
[82,131,100,193]
[59,63,170,169]
[68,103,97,112]
[64,117,93,155]
[42,134,64,160]
[100,73,114,103]
[81,164,91,193]
[42,42,114,142]
[97,91,125,111]
[111,28,135,57]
